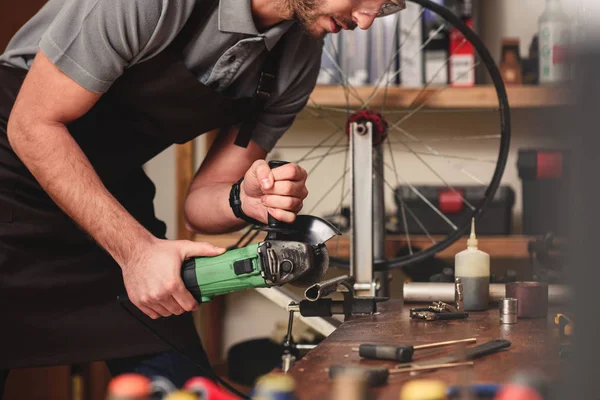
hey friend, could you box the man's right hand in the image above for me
[123,238,226,319]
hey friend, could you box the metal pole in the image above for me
[350,121,375,297]
[403,282,570,304]
[373,142,389,298]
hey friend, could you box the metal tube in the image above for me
[403,283,570,304]
[351,121,375,297]
[304,275,354,302]
[373,142,389,298]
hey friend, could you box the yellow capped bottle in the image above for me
[454,218,490,311]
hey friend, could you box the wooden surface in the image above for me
[194,233,534,259]
[288,300,564,400]
[308,84,569,109]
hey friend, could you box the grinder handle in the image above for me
[267,160,289,228]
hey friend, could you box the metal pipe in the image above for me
[403,282,570,304]
[351,121,375,297]
[304,275,354,302]
[373,142,389,298]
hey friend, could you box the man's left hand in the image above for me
[240,160,308,224]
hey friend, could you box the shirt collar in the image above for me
[218,0,295,50]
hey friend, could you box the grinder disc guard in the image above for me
[264,215,341,246]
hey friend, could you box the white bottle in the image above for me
[539,0,570,84]
[454,218,490,311]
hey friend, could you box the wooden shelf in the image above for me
[193,233,535,260]
[308,84,568,109]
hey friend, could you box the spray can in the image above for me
[454,219,490,311]
[539,0,570,84]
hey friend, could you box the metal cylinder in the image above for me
[499,298,518,324]
[403,283,569,305]
[506,282,549,318]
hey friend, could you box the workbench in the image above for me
[287,300,566,399]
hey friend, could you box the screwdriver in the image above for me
[352,337,477,363]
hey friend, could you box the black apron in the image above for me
[0,0,284,368]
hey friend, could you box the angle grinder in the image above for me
[181,161,340,303]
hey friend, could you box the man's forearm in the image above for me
[184,183,250,235]
[7,118,155,267]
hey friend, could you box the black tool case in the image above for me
[517,148,568,235]
[392,185,515,235]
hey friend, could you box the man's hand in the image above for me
[123,238,225,319]
[240,160,309,224]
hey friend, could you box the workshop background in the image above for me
[0,0,574,399]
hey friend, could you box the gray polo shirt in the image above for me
[0,0,324,151]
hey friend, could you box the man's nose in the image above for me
[352,12,377,30]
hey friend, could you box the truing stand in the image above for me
[350,119,388,297]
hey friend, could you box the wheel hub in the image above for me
[344,110,389,146]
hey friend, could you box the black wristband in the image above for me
[229,177,262,226]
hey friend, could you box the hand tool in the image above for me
[351,337,477,362]
[181,162,341,303]
[410,310,469,321]
[396,339,511,368]
[328,362,474,388]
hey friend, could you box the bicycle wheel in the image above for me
[246,0,511,271]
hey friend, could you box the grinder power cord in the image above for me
[119,161,341,399]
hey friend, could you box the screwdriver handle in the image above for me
[464,339,511,360]
[359,344,414,363]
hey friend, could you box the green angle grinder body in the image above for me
[181,239,332,303]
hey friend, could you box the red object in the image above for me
[345,110,388,146]
[183,377,240,400]
[536,152,563,179]
[438,189,464,214]
[449,17,475,87]
[107,374,151,398]
[494,384,543,400]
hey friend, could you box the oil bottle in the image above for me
[454,218,490,311]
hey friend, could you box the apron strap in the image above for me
[234,38,286,148]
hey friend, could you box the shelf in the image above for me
[308,84,569,109]
[193,233,535,260]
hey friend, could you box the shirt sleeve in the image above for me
[38,0,194,93]
[251,34,324,152]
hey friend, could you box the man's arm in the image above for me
[8,51,224,319]
[184,126,308,235]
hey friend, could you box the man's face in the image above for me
[292,0,401,39]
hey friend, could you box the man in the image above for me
[0,0,405,393]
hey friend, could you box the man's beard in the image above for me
[283,0,326,38]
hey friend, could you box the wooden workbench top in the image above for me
[287,300,565,399]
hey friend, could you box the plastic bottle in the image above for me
[454,218,490,311]
[538,0,570,84]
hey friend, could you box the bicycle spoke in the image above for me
[390,134,501,143]
[385,146,497,163]
[389,124,488,184]
[384,136,413,254]
[392,137,476,211]
[370,154,436,243]
[362,9,434,110]
[382,162,458,231]
[378,170,436,243]
[306,104,359,114]
[391,60,481,128]
[322,38,365,106]
[308,168,350,215]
